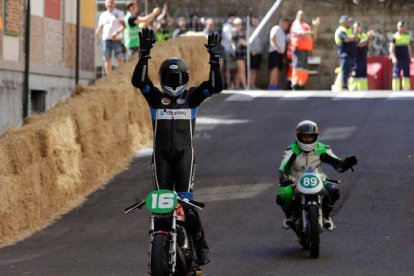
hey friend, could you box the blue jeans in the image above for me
[103,40,124,61]
[340,56,356,89]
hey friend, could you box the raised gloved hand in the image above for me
[341,156,358,172]
[139,28,156,58]
[205,33,222,64]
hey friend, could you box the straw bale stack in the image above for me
[0,35,209,247]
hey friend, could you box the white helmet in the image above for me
[296,120,319,152]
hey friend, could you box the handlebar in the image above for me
[326,178,341,184]
[179,197,205,209]
[124,199,145,214]
[124,196,205,214]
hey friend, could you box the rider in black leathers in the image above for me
[131,28,223,265]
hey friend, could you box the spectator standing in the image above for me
[124,1,160,58]
[232,17,248,89]
[173,17,188,38]
[221,14,236,89]
[352,22,374,91]
[203,18,216,35]
[268,17,289,90]
[285,24,294,90]
[290,10,320,90]
[334,15,356,91]
[152,5,172,44]
[249,16,264,89]
[189,13,203,32]
[389,20,413,90]
[96,0,126,76]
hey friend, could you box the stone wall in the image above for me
[0,0,96,134]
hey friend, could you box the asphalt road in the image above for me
[1,91,414,276]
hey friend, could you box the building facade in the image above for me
[0,0,95,134]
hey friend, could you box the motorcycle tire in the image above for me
[151,234,170,276]
[308,205,320,258]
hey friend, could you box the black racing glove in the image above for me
[205,33,222,65]
[341,156,358,172]
[139,28,156,59]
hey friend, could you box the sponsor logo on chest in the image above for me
[161,97,171,105]
[157,109,192,120]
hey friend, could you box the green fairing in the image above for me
[277,186,294,209]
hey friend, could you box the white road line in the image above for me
[282,91,314,98]
[388,91,414,98]
[223,90,414,100]
[319,126,358,141]
[194,183,271,202]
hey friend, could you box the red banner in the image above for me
[44,0,61,20]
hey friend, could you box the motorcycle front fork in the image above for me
[148,212,178,275]
[301,195,322,233]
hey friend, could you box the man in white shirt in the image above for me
[96,0,125,76]
[268,18,289,90]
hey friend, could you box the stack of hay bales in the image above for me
[0,35,209,247]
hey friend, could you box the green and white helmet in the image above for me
[296,120,319,152]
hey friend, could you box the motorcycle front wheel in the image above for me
[151,234,170,276]
[308,205,320,258]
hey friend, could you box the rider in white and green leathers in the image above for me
[276,120,357,231]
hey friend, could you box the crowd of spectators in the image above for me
[96,0,318,90]
[96,0,413,91]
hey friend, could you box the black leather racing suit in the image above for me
[131,57,223,192]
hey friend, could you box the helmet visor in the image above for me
[160,72,189,90]
[297,133,318,144]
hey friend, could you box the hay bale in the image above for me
[0,35,210,247]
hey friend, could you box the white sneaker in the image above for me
[282,216,294,229]
[323,217,335,232]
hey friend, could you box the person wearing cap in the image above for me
[389,20,413,90]
[334,15,357,91]
[124,1,160,58]
[351,22,374,91]
[96,0,126,76]
[289,10,320,90]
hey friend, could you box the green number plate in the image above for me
[299,175,321,188]
[146,190,178,213]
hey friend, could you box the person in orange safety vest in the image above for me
[290,10,320,90]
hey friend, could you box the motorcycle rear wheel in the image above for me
[308,205,320,258]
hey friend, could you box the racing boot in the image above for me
[323,216,335,232]
[322,201,335,231]
[282,215,295,229]
[194,231,210,265]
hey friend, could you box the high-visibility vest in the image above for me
[335,26,353,45]
[393,32,410,46]
[357,32,367,41]
[290,19,313,51]
[124,12,141,48]
[393,32,410,60]
[356,32,368,59]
